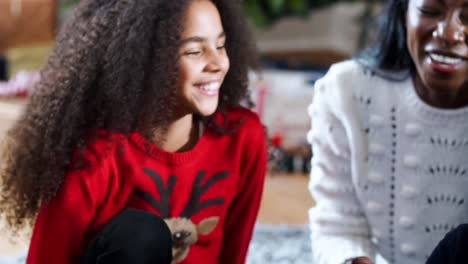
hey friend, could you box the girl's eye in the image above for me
[217,44,225,50]
[185,51,202,56]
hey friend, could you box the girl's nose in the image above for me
[204,49,227,73]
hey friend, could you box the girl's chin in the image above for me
[195,105,218,116]
[195,99,219,116]
[197,109,217,117]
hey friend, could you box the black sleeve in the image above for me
[427,224,468,264]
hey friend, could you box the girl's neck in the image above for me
[154,114,201,153]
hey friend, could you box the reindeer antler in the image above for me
[135,168,176,218]
[136,169,228,218]
[180,171,229,218]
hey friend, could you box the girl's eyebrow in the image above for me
[181,32,226,44]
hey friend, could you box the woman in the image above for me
[308,0,468,263]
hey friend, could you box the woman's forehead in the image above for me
[410,0,468,5]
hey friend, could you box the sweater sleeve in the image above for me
[307,75,376,264]
[218,116,267,264]
[26,154,107,264]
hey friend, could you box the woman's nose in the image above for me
[432,16,465,46]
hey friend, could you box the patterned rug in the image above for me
[0,253,25,264]
[0,224,312,264]
[247,224,312,264]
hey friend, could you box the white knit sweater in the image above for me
[307,60,468,264]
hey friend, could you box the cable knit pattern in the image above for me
[307,60,468,264]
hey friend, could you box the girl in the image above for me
[0,0,267,263]
[308,0,468,263]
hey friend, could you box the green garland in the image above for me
[243,0,383,28]
[58,0,79,17]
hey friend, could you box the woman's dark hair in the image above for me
[358,0,413,72]
[0,0,258,231]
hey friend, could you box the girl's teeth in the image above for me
[430,53,462,65]
[200,82,218,91]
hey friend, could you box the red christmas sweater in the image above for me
[26,107,267,264]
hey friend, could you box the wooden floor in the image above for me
[0,98,315,256]
[258,173,313,225]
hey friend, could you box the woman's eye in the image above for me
[461,11,468,25]
[417,7,441,17]
[217,44,225,50]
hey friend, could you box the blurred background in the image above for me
[0,0,382,263]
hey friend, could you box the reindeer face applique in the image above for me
[135,168,229,263]
[165,216,219,262]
